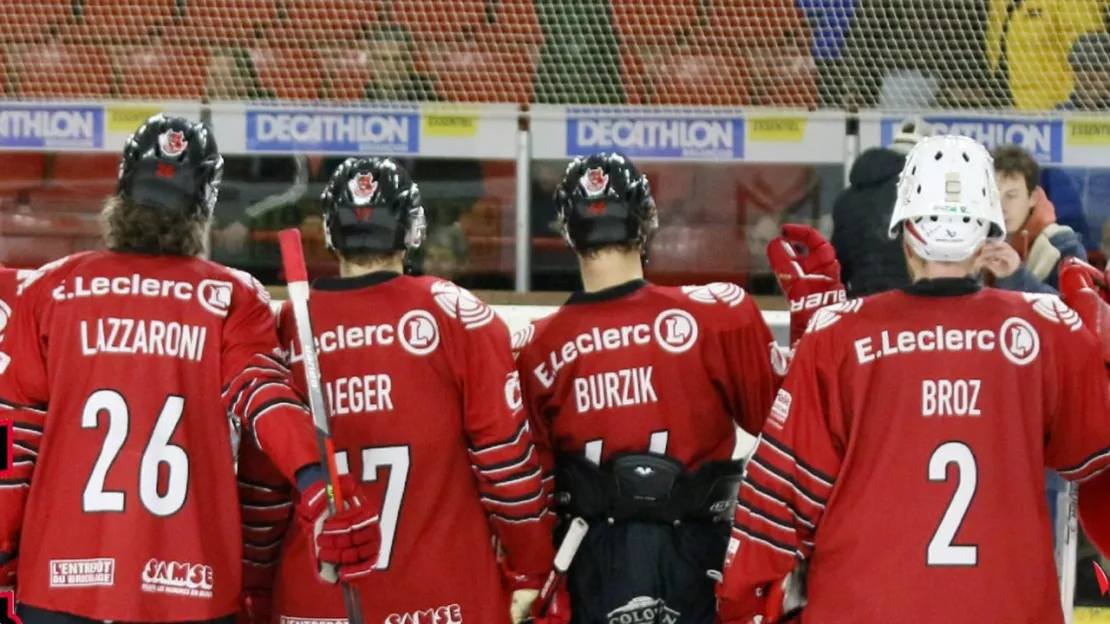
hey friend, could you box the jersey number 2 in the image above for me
[335,446,411,570]
[927,441,978,566]
[82,390,189,517]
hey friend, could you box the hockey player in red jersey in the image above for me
[719,135,1110,623]
[0,263,29,589]
[512,152,828,624]
[236,157,555,624]
[0,115,379,624]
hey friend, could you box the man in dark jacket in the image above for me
[831,118,926,298]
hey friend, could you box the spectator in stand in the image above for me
[830,118,926,298]
[987,0,1104,110]
[203,48,308,266]
[982,145,1087,294]
[360,23,438,102]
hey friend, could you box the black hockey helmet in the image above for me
[554,152,657,254]
[321,157,426,255]
[117,114,224,218]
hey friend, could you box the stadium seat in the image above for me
[491,0,542,47]
[610,0,699,47]
[250,45,323,101]
[16,43,112,98]
[703,0,810,51]
[421,34,535,104]
[322,48,376,102]
[623,44,749,106]
[25,154,120,214]
[74,0,178,44]
[282,0,380,45]
[0,0,73,44]
[393,0,485,39]
[185,0,277,45]
[0,153,46,196]
[119,44,208,100]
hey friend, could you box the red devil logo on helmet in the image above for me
[350,172,378,202]
[581,167,609,197]
[159,130,187,157]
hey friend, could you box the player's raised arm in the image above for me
[718,331,841,620]
[1044,311,1110,483]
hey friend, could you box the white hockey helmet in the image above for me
[888,135,1005,262]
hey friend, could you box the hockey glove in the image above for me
[503,565,545,624]
[296,475,382,584]
[522,585,571,624]
[237,590,272,624]
[1059,257,1110,365]
[766,224,846,346]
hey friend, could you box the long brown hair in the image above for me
[101,195,208,257]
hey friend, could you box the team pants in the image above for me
[566,519,728,624]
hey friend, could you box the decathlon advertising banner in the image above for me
[859,111,1110,167]
[205,102,519,159]
[530,105,847,164]
[244,108,421,154]
[0,104,104,150]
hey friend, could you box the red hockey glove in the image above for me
[503,564,546,623]
[296,475,382,584]
[766,224,846,346]
[237,590,272,624]
[522,585,571,624]
[1059,257,1110,365]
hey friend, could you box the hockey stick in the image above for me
[527,517,589,620]
[279,228,364,624]
[1058,480,1079,624]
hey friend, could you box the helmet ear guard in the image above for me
[321,157,426,256]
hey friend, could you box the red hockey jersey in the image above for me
[514,280,782,471]
[720,279,1110,623]
[241,272,552,624]
[0,266,30,345]
[0,251,321,622]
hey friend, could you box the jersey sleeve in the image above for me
[716,294,784,436]
[718,331,842,618]
[457,314,554,577]
[1045,318,1110,482]
[0,274,50,566]
[237,434,293,593]
[220,281,318,482]
[514,323,557,507]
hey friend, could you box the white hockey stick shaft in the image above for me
[535,517,589,617]
[279,228,364,624]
